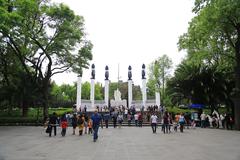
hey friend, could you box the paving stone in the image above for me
[0,126,239,160]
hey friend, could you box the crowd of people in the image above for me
[44,105,234,142]
[200,111,234,130]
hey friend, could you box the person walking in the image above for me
[163,112,169,134]
[61,116,68,136]
[88,119,93,134]
[127,113,132,126]
[83,114,89,134]
[124,108,128,119]
[117,113,124,128]
[49,112,58,137]
[200,112,206,128]
[138,113,143,127]
[71,114,77,135]
[112,111,118,128]
[77,115,84,136]
[91,110,102,142]
[134,113,139,127]
[179,113,186,133]
[150,112,158,133]
[104,112,111,128]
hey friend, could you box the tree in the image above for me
[81,82,90,100]
[147,54,173,104]
[0,0,92,118]
[167,60,234,112]
[95,82,104,100]
[178,0,240,129]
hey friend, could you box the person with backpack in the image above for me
[179,113,186,133]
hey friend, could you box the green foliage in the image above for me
[0,0,92,117]
[147,54,173,103]
[95,82,103,100]
[81,82,90,99]
[166,107,191,115]
[167,60,234,112]
[177,0,240,119]
[109,82,142,100]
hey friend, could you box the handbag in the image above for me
[46,125,51,133]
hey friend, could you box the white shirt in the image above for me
[201,113,206,120]
[134,114,139,120]
[151,115,158,123]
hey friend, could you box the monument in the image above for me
[110,88,127,107]
[75,63,159,110]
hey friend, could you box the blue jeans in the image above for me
[93,125,99,140]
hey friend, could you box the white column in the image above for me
[90,79,95,109]
[142,79,147,108]
[76,76,82,111]
[128,80,132,108]
[104,80,109,107]
[155,91,160,107]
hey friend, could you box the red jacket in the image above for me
[61,121,68,129]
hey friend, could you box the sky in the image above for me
[52,0,195,86]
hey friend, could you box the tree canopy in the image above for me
[178,0,240,129]
[0,0,92,117]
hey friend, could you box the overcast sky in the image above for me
[52,0,195,86]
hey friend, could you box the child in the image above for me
[88,119,93,134]
[61,118,68,136]
[173,122,178,132]
[191,120,196,129]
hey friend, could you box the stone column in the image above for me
[128,65,132,108]
[90,64,95,109]
[104,66,109,107]
[142,79,147,108]
[104,80,109,107]
[128,80,132,108]
[76,75,82,111]
[155,91,160,107]
[90,79,95,109]
[141,64,147,109]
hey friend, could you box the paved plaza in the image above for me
[0,126,239,160]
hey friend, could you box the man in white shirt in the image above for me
[200,112,206,128]
[150,112,158,133]
[124,108,128,119]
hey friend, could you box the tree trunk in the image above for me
[42,76,52,119]
[43,87,49,119]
